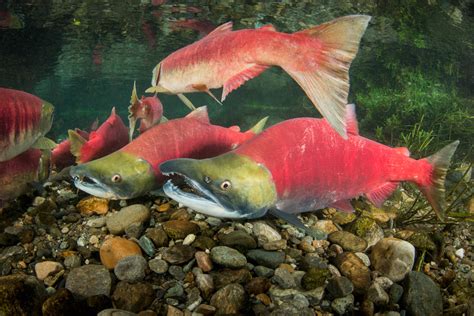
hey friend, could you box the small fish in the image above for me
[160,104,458,233]
[128,82,164,141]
[146,15,371,138]
[0,87,55,162]
[51,129,90,170]
[0,148,50,204]
[169,19,215,36]
[68,107,128,164]
[70,106,267,199]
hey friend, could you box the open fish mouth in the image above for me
[71,173,124,200]
[162,171,242,218]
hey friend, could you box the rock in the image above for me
[145,228,168,248]
[268,286,325,306]
[211,269,252,289]
[98,309,137,316]
[162,245,195,265]
[402,271,442,316]
[301,267,330,290]
[326,276,354,298]
[300,254,328,271]
[262,239,287,251]
[367,282,389,306]
[85,295,113,314]
[371,238,415,282]
[253,222,281,245]
[210,246,247,268]
[331,294,354,315]
[106,204,150,235]
[270,301,313,316]
[349,217,384,248]
[87,217,107,228]
[210,283,246,315]
[112,282,155,313]
[194,304,216,315]
[182,234,196,246]
[195,273,214,298]
[245,277,271,295]
[162,220,199,240]
[35,261,63,281]
[0,274,47,315]
[334,252,371,294]
[100,237,142,270]
[64,254,81,269]
[66,265,112,299]
[246,250,285,268]
[195,251,213,272]
[192,236,216,250]
[360,299,375,316]
[125,222,145,240]
[331,211,357,225]
[355,252,371,267]
[164,283,184,299]
[168,265,184,280]
[138,236,155,257]
[166,305,183,316]
[312,220,339,234]
[328,231,368,252]
[114,255,147,282]
[389,283,404,304]
[272,267,297,289]
[374,276,393,290]
[149,258,168,274]
[254,265,274,278]
[42,288,78,316]
[219,230,256,251]
[406,232,437,252]
[77,196,109,216]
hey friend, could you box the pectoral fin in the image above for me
[32,137,57,150]
[366,182,399,208]
[191,84,222,105]
[269,209,327,240]
[177,93,196,110]
[68,129,87,159]
[222,64,268,101]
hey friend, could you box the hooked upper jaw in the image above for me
[70,165,123,199]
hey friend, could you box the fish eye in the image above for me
[220,180,232,191]
[111,174,122,183]
[204,176,211,184]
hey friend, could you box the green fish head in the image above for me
[160,153,277,219]
[70,151,155,199]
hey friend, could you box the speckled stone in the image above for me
[210,246,247,268]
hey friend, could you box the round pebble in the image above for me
[114,255,147,282]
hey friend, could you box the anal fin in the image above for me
[366,182,399,208]
[269,209,327,240]
[222,64,269,101]
[191,84,222,105]
[330,200,354,213]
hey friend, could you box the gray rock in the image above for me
[97,309,137,316]
[293,293,310,308]
[162,245,195,264]
[300,254,328,271]
[164,283,184,299]
[374,276,394,290]
[210,283,247,315]
[272,267,297,289]
[268,286,325,306]
[270,302,313,316]
[389,283,404,304]
[331,294,354,315]
[246,249,285,268]
[326,276,354,298]
[210,246,247,268]
[114,255,147,282]
[148,258,168,274]
[263,239,287,251]
[111,282,155,313]
[371,238,415,282]
[66,265,112,299]
[195,273,214,298]
[0,274,47,315]
[125,222,144,239]
[253,222,281,245]
[145,228,168,248]
[138,236,155,257]
[106,204,150,235]
[367,282,389,306]
[254,265,274,278]
[168,265,185,280]
[185,287,202,311]
[328,231,368,252]
[219,230,256,251]
[402,272,443,316]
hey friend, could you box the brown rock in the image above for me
[195,251,213,272]
[170,209,192,221]
[195,273,214,298]
[112,282,154,313]
[210,283,247,315]
[245,277,271,295]
[42,288,77,316]
[162,220,199,240]
[312,220,339,234]
[194,304,216,315]
[146,227,168,248]
[256,293,271,306]
[211,269,252,289]
[157,203,171,212]
[100,237,142,270]
[329,231,368,252]
[77,196,109,216]
[35,261,63,281]
[167,305,183,316]
[162,245,195,264]
[334,252,371,294]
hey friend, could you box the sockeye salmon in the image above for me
[160,105,458,232]
[70,106,267,199]
[146,15,371,138]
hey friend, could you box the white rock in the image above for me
[455,248,465,259]
[183,234,196,246]
[371,237,415,282]
[253,222,281,244]
[355,252,371,267]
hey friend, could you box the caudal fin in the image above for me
[285,15,371,138]
[419,141,459,220]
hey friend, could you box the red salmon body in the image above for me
[52,129,89,169]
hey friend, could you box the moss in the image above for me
[301,267,330,290]
[406,232,436,251]
[349,217,377,239]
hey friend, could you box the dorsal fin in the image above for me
[110,107,117,116]
[185,106,210,124]
[90,118,99,131]
[68,129,87,159]
[345,104,359,136]
[259,24,277,32]
[205,22,233,38]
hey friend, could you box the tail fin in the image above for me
[419,141,459,220]
[246,116,269,134]
[285,15,371,139]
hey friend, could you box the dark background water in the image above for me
[0,0,472,156]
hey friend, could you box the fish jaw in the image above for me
[160,153,277,219]
[70,151,156,199]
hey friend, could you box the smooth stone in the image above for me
[182,234,196,246]
[162,220,199,240]
[106,204,150,235]
[195,273,214,299]
[138,236,155,257]
[334,252,371,294]
[168,265,185,280]
[272,267,297,289]
[367,282,389,306]
[270,302,313,316]
[312,220,339,234]
[374,276,394,290]
[100,237,142,270]
[328,231,368,252]
[360,299,375,316]
[210,283,247,315]
[245,277,271,295]
[194,304,216,315]
[192,236,216,250]
[389,283,404,304]
[114,255,147,282]
[252,222,281,245]
[64,255,81,269]
[210,246,247,268]
[355,252,371,267]
[300,254,328,271]
[149,258,168,274]
[246,249,285,269]
[164,284,184,299]
[112,282,155,313]
[87,217,107,228]
[77,196,109,216]
[205,217,222,227]
[42,288,77,316]
[371,238,415,282]
[348,216,384,248]
[66,265,112,299]
[262,239,287,251]
[162,245,195,264]
[301,267,330,290]
[166,305,183,316]
[219,230,256,251]
[326,276,354,298]
[97,309,137,316]
[402,271,443,316]
[211,268,252,289]
[125,222,145,240]
[0,275,47,315]
[268,286,325,306]
[145,227,168,248]
[254,265,274,278]
[195,251,213,272]
[185,287,202,311]
[35,261,63,281]
[331,294,354,315]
